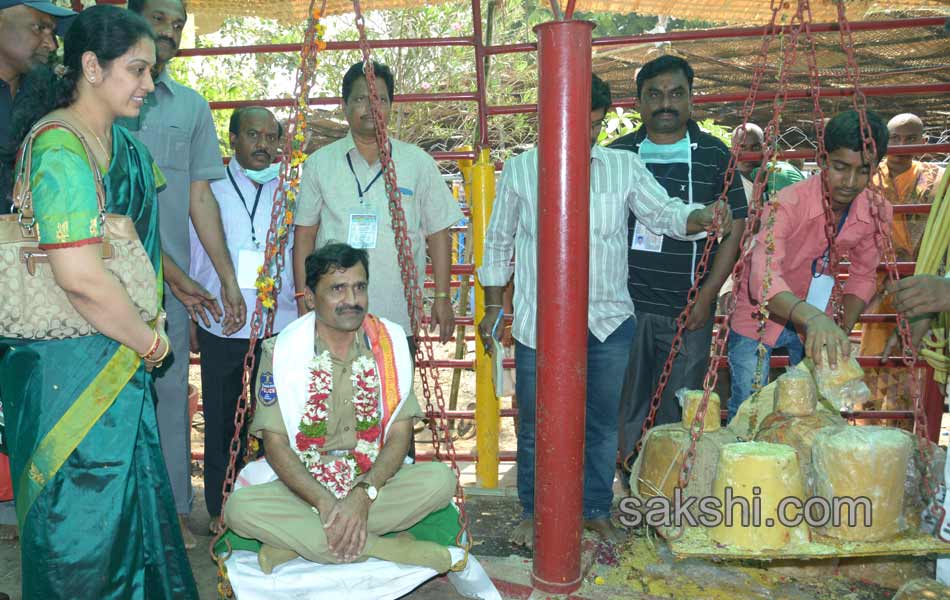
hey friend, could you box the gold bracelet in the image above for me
[150,337,171,363]
[139,331,160,359]
[434,292,450,299]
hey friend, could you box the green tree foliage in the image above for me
[169,2,727,160]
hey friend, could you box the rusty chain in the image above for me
[832,0,942,528]
[632,0,786,471]
[352,0,472,560]
[209,0,325,566]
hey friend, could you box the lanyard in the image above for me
[346,153,384,201]
[811,202,852,278]
[227,167,265,247]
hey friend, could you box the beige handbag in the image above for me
[0,119,159,340]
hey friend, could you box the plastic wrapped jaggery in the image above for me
[811,354,871,411]
[636,425,688,500]
[630,424,739,518]
[678,389,721,432]
[754,410,847,493]
[811,426,913,541]
[773,368,818,416]
[710,442,809,550]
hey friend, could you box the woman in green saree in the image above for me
[0,5,198,598]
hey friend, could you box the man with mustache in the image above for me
[479,74,730,547]
[188,107,297,530]
[124,0,246,548]
[728,110,892,419]
[0,0,75,211]
[293,61,463,356]
[610,56,747,487]
[224,243,462,576]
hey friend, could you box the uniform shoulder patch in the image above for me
[259,371,278,405]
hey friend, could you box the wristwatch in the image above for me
[357,481,378,501]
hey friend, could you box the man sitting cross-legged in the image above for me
[224,242,458,574]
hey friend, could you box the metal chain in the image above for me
[352,0,472,562]
[832,0,941,525]
[209,0,324,565]
[656,1,816,541]
[633,0,785,465]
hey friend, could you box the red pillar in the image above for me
[531,19,594,595]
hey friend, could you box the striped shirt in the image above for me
[477,144,705,349]
[610,121,748,317]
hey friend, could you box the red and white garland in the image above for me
[294,351,382,499]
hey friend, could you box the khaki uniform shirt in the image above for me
[295,133,463,332]
[251,331,423,452]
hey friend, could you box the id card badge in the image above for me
[805,273,835,312]
[631,221,665,253]
[348,213,378,249]
[237,249,265,290]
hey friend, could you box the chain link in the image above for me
[352,0,471,562]
[832,0,942,526]
[209,0,325,564]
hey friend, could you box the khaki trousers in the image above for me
[223,462,456,564]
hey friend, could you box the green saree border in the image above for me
[15,345,140,529]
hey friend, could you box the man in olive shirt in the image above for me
[225,244,457,573]
[124,0,246,547]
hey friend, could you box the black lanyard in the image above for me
[346,153,384,201]
[812,203,853,278]
[227,167,265,247]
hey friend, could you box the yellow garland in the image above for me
[253,12,324,311]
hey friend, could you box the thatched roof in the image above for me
[591,16,950,133]
[188,0,950,33]
[578,0,949,25]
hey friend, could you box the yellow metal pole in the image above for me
[472,147,499,488]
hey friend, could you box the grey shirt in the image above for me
[118,69,225,270]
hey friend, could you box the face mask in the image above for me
[637,134,692,165]
[243,162,281,184]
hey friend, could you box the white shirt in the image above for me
[189,159,297,339]
[477,144,705,349]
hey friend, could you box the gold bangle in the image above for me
[434,292,450,299]
[151,337,171,363]
[139,331,160,359]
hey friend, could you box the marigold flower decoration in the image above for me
[253,11,324,313]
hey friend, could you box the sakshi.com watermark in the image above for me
[618,487,874,529]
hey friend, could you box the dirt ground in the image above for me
[2,335,950,599]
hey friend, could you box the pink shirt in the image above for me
[732,175,892,346]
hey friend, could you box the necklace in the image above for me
[67,108,112,162]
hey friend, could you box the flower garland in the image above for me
[294,351,383,498]
[254,9,325,312]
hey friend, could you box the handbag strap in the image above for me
[14,118,107,236]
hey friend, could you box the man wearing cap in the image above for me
[0,0,74,212]
[0,3,75,579]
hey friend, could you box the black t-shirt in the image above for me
[609,121,748,318]
[0,79,13,214]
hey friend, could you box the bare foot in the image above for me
[0,524,18,542]
[178,515,197,550]
[509,518,534,548]
[258,544,299,574]
[583,518,626,546]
